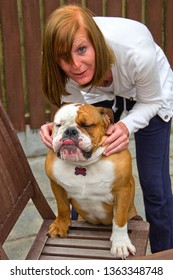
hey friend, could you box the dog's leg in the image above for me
[128,176,138,219]
[110,187,136,259]
[48,181,71,238]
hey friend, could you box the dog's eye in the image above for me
[55,124,61,128]
[81,123,94,129]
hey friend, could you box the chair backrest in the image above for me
[0,100,55,245]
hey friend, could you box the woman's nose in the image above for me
[72,55,82,69]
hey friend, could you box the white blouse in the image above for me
[62,17,173,134]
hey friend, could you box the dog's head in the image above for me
[52,103,114,161]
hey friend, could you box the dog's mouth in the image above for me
[57,138,92,161]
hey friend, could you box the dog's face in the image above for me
[52,103,113,161]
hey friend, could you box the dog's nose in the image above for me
[63,127,78,138]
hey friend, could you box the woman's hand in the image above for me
[102,122,129,156]
[40,122,54,150]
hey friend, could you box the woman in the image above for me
[40,5,173,253]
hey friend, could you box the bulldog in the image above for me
[45,103,138,259]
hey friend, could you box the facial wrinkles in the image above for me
[72,34,88,51]
[71,34,88,65]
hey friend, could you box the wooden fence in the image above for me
[0,0,173,131]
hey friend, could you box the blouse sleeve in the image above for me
[120,39,163,134]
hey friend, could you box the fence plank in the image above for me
[22,0,46,129]
[126,0,143,22]
[145,0,163,48]
[0,0,25,131]
[44,0,60,21]
[43,0,61,120]
[165,0,173,68]
[106,0,123,17]
[0,72,2,102]
[87,0,103,16]
[65,0,83,5]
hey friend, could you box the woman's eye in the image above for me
[78,46,86,54]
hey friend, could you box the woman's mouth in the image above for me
[73,69,87,76]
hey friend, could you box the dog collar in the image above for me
[75,167,86,176]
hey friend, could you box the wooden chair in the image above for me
[0,100,55,259]
[0,100,151,260]
[132,249,173,260]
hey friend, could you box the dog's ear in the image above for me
[97,107,114,126]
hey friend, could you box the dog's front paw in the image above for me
[110,222,136,259]
[110,238,136,259]
[48,218,71,238]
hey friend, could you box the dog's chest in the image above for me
[52,159,115,204]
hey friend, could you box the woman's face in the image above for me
[58,27,95,85]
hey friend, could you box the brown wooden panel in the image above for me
[0,0,25,131]
[106,0,123,17]
[22,0,46,129]
[44,0,60,21]
[0,116,31,200]
[47,237,111,249]
[0,244,8,260]
[0,72,2,101]
[40,255,85,260]
[67,229,110,239]
[42,0,61,123]
[49,104,58,122]
[70,219,149,232]
[87,0,103,16]
[26,220,49,259]
[133,248,173,260]
[0,154,14,224]
[126,0,143,22]
[42,245,115,259]
[0,182,33,244]
[0,153,19,204]
[65,0,83,6]
[165,0,173,68]
[128,227,149,257]
[145,0,163,47]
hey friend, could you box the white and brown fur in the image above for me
[45,103,137,259]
